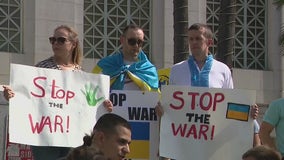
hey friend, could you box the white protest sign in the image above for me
[9,64,110,147]
[110,90,159,160]
[160,85,256,160]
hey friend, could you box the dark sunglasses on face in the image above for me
[49,36,69,45]
[127,38,144,47]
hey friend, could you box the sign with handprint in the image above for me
[8,64,110,147]
[81,83,105,106]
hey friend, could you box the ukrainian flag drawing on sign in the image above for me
[126,122,150,159]
[226,103,250,121]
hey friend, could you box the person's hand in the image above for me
[155,101,164,117]
[103,99,113,112]
[250,104,259,119]
[2,85,15,100]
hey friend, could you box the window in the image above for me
[84,0,152,59]
[0,0,22,53]
[206,0,267,70]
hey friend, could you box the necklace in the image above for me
[61,63,75,67]
[57,64,76,70]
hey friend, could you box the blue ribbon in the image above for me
[188,54,213,87]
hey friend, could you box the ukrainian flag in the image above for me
[226,103,250,121]
[126,122,150,159]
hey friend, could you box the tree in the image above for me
[173,0,189,64]
[216,0,236,70]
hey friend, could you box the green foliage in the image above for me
[81,83,104,106]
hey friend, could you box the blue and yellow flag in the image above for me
[126,122,150,159]
[226,103,250,121]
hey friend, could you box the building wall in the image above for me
[0,0,281,158]
[0,0,282,104]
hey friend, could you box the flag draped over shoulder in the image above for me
[96,50,159,91]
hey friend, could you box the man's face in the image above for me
[100,126,131,160]
[121,28,144,61]
[188,28,211,57]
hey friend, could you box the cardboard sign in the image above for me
[9,64,110,147]
[110,90,159,160]
[160,85,256,160]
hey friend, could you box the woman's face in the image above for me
[50,28,76,59]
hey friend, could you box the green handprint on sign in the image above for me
[81,83,104,106]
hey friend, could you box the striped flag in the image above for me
[126,122,150,159]
[226,103,250,121]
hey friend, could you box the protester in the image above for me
[155,23,259,160]
[3,25,112,160]
[259,98,284,159]
[92,24,160,159]
[242,145,281,160]
[92,24,159,92]
[66,113,131,160]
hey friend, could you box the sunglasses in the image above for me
[127,38,144,47]
[49,36,69,45]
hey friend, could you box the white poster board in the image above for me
[9,64,110,147]
[160,85,256,160]
[110,90,159,160]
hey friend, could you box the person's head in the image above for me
[188,23,213,59]
[120,24,144,61]
[49,25,82,65]
[242,145,281,160]
[84,113,131,160]
[65,145,109,160]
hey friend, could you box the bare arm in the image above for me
[259,121,277,150]
[253,133,261,147]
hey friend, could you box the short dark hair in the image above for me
[122,24,143,36]
[242,145,281,160]
[81,113,131,147]
[94,113,131,135]
[188,23,213,39]
[65,145,109,160]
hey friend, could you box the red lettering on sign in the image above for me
[170,91,184,110]
[171,123,215,140]
[28,114,70,134]
[170,91,225,112]
[30,77,75,104]
[30,77,46,97]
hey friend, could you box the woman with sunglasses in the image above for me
[3,25,81,160]
[3,25,112,160]
[3,25,81,99]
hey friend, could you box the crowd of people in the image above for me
[2,23,283,160]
